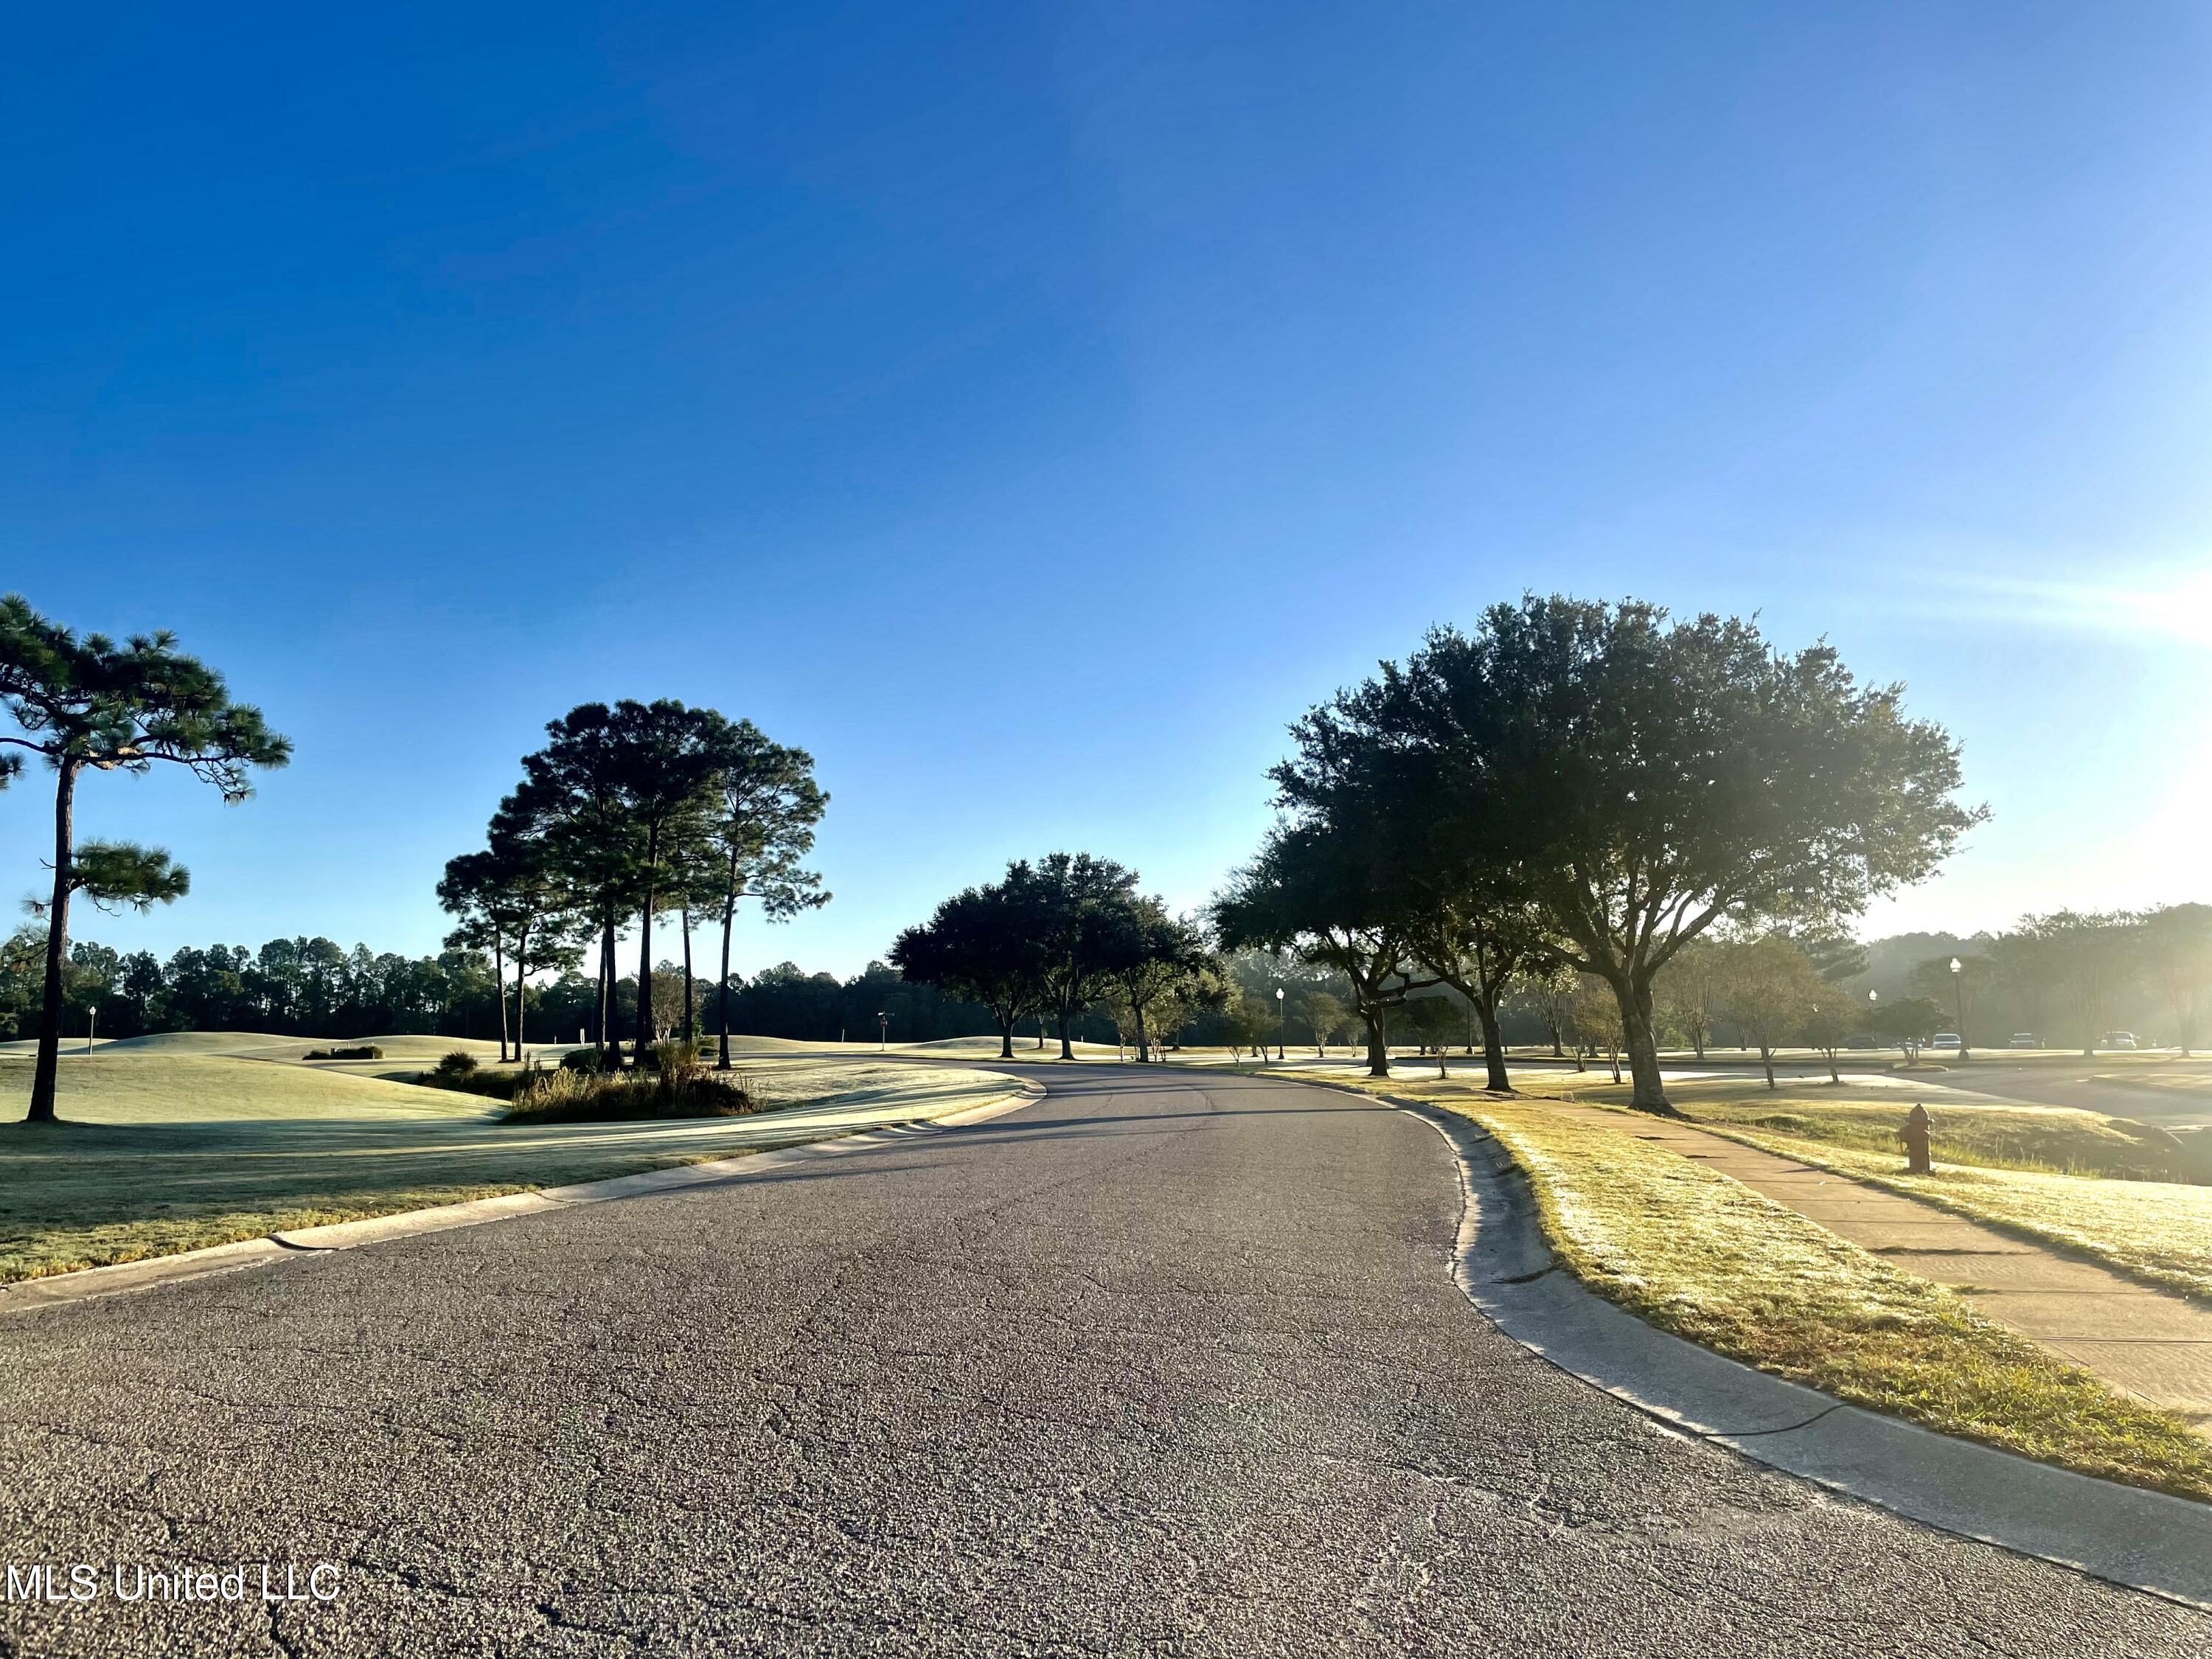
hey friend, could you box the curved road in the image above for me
[2,1065,2205,1656]
[1927,1061,2212,1129]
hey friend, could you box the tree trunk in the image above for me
[636,898,654,1063]
[1761,1046,1776,1089]
[26,759,78,1123]
[597,915,615,1057]
[1691,1028,1706,1061]
[635,827,660,1066]
[493,933,509,1064]
[997,1010,1015,1060]
[717,889,736,1071]
[1362,1005,1390,1077]
[1134,999,1150,1062]
[1826,1050,1840,1085]
[680,900,695,1045]
[512,927,530,1060]
[1057,1007,1074,1060]
[1615,973,1674,1113]
[1476,992,1511,1093]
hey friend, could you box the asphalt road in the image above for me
[1925,1061,2212,1128]
[2,1065,2206,1657]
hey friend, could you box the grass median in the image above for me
[0,1053,1018,1284]
[1711,1132,2212,1304]
[1302,1068,2212,1501]
[1500,1069,2212,1304]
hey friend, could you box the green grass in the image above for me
[1680,1086,2203,1182]
[1307,1072,2212,1500]
[1457,1068,2212,1302]
[0,1053,1018,1283]
[1447,1066,2211,1183]
[0,1052,493,1122]
[1711,1131,2212,1304]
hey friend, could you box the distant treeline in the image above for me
[0,928,1140,1048]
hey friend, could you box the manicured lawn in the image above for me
[1304,1069,2212,1500]
[1716,1133,2212,1304]
[0,1054,1018,1283]
[1458,1068,2212,1301]
[1639,1079,2200,1181]
[0,1052,493,1123]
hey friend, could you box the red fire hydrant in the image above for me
[1902,1103,1932,1175]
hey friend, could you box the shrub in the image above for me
[559,1046,607,1074]
[304,1044,384,1061]
[500,1062,759,1126]
[414,1049,524,1102]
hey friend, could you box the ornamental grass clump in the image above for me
[499,1046,758,1125]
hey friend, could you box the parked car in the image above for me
[1931,1032,1963,1049]
[2100,1032,2140,1050]
[2008,1033,2039,1048]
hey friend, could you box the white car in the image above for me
[2008,1034,2038,1048]
[1931,1032,1963,1049]
[2100,1032,2139,1051]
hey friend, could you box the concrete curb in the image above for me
[0,1082,1044,1319]
[1379,1091,2212,1609]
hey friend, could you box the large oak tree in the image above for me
[890,874,1050,1059]
[1277,597,1980,1110]
[1211,818,1438,1077]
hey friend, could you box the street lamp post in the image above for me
[1275,986,1286,1062]
[1866,987,1878,1053]
[877,1010,888,1051]
[1950,958,1969,1061]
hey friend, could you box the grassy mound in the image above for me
[0,1052,491,1123]
[1681,1088,2209,1183]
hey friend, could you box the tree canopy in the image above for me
[0,595,288,1121]
[1257,595,1981,1106]
[891,876,1049,1059]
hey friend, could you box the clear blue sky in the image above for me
[6,2,2210,975]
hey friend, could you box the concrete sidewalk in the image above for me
[1542,1100,2212,1430]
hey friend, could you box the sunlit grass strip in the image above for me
[1312,1074,2212,1500]
[1709,1127,2212,1304]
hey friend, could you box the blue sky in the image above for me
[5,2,2210,975]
